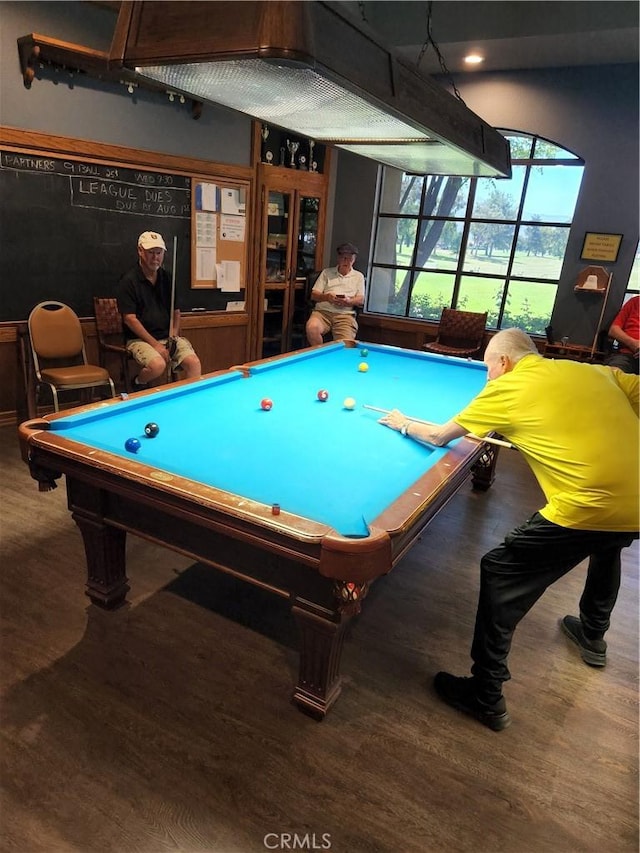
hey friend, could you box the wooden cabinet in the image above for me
[254,158,329,359]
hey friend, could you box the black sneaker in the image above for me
[561,615,607,667]
[433,672,511,731]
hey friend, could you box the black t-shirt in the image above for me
[118,264,175,341]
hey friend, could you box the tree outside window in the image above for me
[367,132,584,334]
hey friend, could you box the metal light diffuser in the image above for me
[109,0,511,177]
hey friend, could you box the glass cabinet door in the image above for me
[296,195,319,278]
[265,191,290,283]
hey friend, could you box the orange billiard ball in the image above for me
[261,398,273,411]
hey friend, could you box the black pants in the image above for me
[470,512,637,702]
[605,352,639,374]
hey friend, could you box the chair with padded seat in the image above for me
[28,300,116,412]
[93,296,134,392]
[423,307,488,359]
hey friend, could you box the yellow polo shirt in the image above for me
[454,354,639,531]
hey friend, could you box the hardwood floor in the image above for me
[1,424,637,853]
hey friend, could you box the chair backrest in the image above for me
[94,297,125,341]
[437,307,487,348]
[305,270,323,302]
[28,301,86,361]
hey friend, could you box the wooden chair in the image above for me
[28,301,116,412]
[93,297,133,392]
[424,307,487,359]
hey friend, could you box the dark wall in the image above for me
[0,2,251,166]
[0,1,254,322]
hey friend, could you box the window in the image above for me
[367,132,584,334]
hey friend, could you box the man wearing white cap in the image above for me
[118,231,201,388]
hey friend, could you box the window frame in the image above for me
[366,131,585,333]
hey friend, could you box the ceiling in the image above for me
[91,1,638,77]
[345,1,639,75]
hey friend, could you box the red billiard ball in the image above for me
[317,389,329,402]
[261,398,273,411]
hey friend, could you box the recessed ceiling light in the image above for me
[464,54,485,65]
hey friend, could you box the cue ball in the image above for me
[125,437,141,453]
[343,397,356,410]
[360,348,369,357]
[358,362,369,372]
[317,389,329,402]
[261,398,273,411]
[144,422,160,438]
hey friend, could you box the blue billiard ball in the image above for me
[144,422,160,438]
[125,437,141,453]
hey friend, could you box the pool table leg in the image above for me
[72,510,130,609]
[291,604,349,719]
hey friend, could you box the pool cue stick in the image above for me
[590,272,612,358]
[362,405,515,450]
[167,236,178,381]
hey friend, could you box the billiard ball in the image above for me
[317,389,329,402]
[261,398,273,411]
[125,437,141,453]
[343,397,356,410]
[144,422,160,438]
[360,348,369,357]
[358,362,369,372]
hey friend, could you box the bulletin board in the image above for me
[191,177,249,292]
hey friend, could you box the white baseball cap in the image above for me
[138,231,166,250]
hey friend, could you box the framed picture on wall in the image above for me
[580,232,623,263]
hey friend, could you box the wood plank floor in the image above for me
[1,424,637,853]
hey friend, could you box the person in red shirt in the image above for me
[606,295,639,374]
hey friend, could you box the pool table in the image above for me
[19,341,499,718]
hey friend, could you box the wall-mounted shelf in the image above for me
[17,33,203,118]
[573,265,612,294]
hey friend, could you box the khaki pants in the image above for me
[308,309,358,342]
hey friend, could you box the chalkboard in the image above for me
[0,150,242,321]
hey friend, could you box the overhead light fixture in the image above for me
[109,1,511,178]
[464,54,485,66]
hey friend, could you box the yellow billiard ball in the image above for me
[343,397,356,410]
[358,362,369,372]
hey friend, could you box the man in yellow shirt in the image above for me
[380,328,639,731]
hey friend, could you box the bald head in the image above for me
[486,328,539,363]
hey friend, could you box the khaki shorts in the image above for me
[127,336,195,372]
[309,309,358,342]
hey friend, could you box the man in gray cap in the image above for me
[118,231,201,388]
[306,242,365,344]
